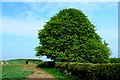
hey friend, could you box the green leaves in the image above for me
[55,62,120,80]
[35,8,110,63]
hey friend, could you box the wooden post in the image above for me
[26,60,28,64]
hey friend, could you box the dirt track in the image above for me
[23,63,57,80]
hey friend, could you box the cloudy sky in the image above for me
[1,2,118,60]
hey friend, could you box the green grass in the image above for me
[1,59,72,80]
[0,65,2,79]
[1,61,6,64]
[29,61,41,64]
[1,59,43,79]
[42,68,71,80]
[2,65,34,79]
[7,60,26,64]
[1,59,34,80]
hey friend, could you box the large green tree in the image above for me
[35,8,110,63]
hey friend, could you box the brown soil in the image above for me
[23,63,57,80]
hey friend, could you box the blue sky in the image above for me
[1,2,118,60]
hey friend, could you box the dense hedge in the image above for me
[110,58,120,63]
[55,62,120,80]
[37,61,55,68]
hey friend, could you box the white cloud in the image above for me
[3,12,46,37]
[2,2,57,38]
[2,2,51,37]
[2,2,117,38]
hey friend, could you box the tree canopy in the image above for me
[35,8,110,63]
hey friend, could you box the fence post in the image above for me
[26,59,28,64]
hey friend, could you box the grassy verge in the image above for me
[42,68,71,80]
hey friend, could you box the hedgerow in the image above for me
[55,62,120,80]
[110,58,120,63]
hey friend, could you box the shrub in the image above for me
[37,61,55,68]
[110,58,120,63]
[55,62,120,80]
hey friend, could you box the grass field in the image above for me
[1,59,35,79]
[1,59,70,80]
[2,65,33,79]
[0,60,41,80]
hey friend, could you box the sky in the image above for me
[1,2,118,60]
[118,2,120,58]
[1,0,119,2]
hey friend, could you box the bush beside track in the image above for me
[55,62,120,80]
